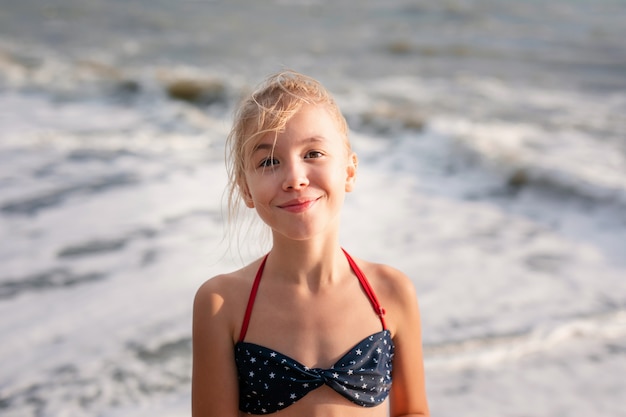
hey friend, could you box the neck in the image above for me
[265,233,348,289]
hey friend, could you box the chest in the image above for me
[240,280,385,369]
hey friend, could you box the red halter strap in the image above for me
[238,255,267,343]
[237,249,387,343]
[342,248,387,329]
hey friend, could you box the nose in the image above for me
[282,160,309,191]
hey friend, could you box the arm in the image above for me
[386,270,430,417]
[192,278,240,417]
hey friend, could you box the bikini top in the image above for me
[234,249,394,415]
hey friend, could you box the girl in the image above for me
[192,71,429,417]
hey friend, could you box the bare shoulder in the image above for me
[192,260,263,416]
[351,257,421,336]
[193,259,262,339]
[347,256,430,415]
[356,259,417,301]
[194,269,245,309]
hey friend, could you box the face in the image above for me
[242,104,357,241]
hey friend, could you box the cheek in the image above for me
[326,168,349,194]
[245,175,272,204]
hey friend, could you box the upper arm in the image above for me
[382,268,430,417]
[192,278,240,417]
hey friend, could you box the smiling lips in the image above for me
[277,197,320,213]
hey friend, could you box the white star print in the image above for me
[290,393,296,399]
[249,371,254,377]
[269,372,275,379]
[250,357,256,363]
[332,372,339,378]
[376,347,382,354]
[270,352,277,357]
[356,349,362,355]
[347,370,353,375]
[303,383,309,388]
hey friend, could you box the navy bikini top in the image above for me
[234,249,394,415]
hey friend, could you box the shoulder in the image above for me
[195,257,264,304]
[357,259,417,302]
[193,259,263,339]
[192,260,264,416]
[350,257,430,415]
[194,271,244,311]
[351,257,421,336]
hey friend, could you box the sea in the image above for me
[1,0,625,416]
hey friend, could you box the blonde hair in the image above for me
[225,70,349,227]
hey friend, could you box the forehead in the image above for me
[247,104,348,153]
[278,104,342,140]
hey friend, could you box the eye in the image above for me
[259,157,279,168]
[305,150,324,159]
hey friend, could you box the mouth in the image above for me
[277,197,320,213]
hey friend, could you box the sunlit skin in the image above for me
[242,104,354,244]
[192,104,429,417]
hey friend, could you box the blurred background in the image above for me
[1,0,625,416]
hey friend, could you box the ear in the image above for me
[239,180,255,208]
[244,195,255,208]
[345,152,358,192]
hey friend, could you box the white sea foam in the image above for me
[2,77,626,417]
[1,1,626,416]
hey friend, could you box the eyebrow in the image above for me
[251,136,326,154]
[251,143,275,154]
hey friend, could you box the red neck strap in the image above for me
[237,249,387,342]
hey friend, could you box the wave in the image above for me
[0,268,107,300]
[0,336,191,417]
[431,116,626,206]
[3,45,623,218]
[0,44,235,109]
[424,308,626,371]
[341,75,626,209]
[1,173,139,216]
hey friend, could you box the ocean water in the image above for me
[1,1,625,416]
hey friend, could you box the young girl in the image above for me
[192,71,429,417]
